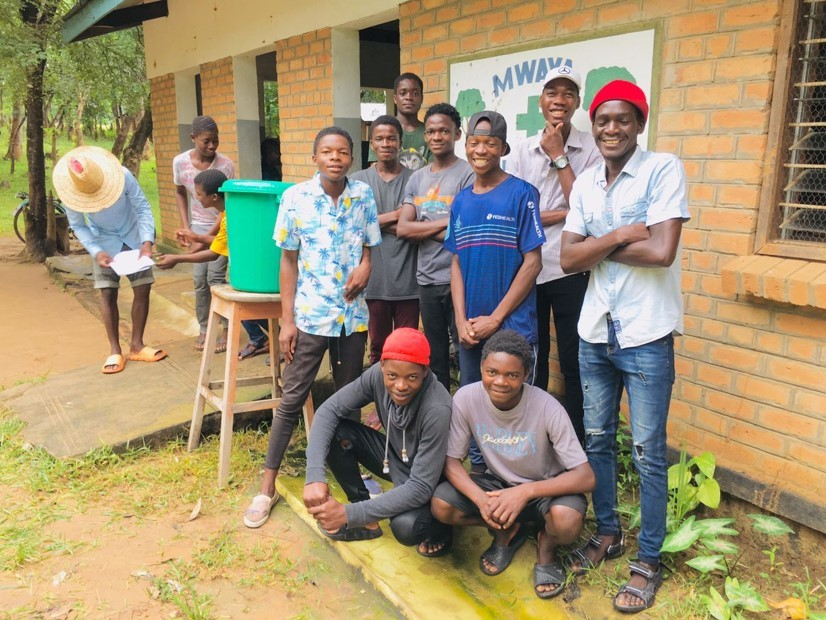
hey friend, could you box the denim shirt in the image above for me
[274,173,382,337]
[564,147,690,348]
[65,167,155,259]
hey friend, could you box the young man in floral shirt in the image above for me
[243,126,382,528]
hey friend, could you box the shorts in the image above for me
[93,245,155,290]
[433,472,588,523]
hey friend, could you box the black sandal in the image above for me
[319,524,383,542]
[417,528,454,558]
[571,532,625,576]
[238,341,269,360]
[613,561,664,613]
[534,560,567,599]
[479,524,529,576]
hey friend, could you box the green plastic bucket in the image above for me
[222,180,293,293]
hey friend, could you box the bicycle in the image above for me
[13,191,72,244]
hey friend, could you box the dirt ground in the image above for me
[0,236,398,619]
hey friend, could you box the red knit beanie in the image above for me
[381,328,430,366]
[589,80,649,124]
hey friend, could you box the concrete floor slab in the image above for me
[3,338,275,458]
[275,476,614,619]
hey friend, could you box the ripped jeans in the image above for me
[579,324,674,566]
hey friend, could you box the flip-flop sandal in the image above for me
[479,524,529,576]
[417,528,454,558]
[243,493,280,529]
[214,339,227,354]
[613,561,664,613]
[319,524,383,542]
[126,346,168,363]
[534,560,567,599]
[102,354,126,374]
[572,532,625,576]
[194,334,206,351]
[238,341,269,360]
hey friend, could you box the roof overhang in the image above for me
[61,0,168,43]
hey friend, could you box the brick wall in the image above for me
[276,29,335,182]
[149,73,178,245]
[200,57,240,172]
[399,0,825,522]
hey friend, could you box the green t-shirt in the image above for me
[368,124,432,170]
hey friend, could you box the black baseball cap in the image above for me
[467,110,510,155]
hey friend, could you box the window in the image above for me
[758,0,826,260]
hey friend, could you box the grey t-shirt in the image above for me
[448,382,587,486]
[351,167,418,300]
[403,159,474,286]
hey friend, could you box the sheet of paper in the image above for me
[110,249,155,276]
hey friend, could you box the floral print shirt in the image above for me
[274,173,382,337]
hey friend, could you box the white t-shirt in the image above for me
[172,150,235,228]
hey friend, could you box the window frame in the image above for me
[755,0,826,261]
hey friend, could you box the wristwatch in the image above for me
[551,155,570,169]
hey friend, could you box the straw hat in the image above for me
[53,146,125,213]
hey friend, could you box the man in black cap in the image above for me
[508,66,601,444]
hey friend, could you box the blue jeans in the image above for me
[579,322,674,566]
[242,319,269,348]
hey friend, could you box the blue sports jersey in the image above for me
[445,174,545,343]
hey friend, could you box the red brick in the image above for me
[696,363,734,390]
[745,377,792,408]
[717,185,760,209]
[720,1,780,29]
[708,343,762,373]
[764,358,825,390]
[787,442,826,472]
[735,26,778,54]
[682,135,736,158]
[543,0,576,15]
[709,109,768,132]
[716,55,774,81]
[668,12,719,37]
[757,407,820,443]
[507,1,541,22]
[597,2,640,25]
[685,83,741,108]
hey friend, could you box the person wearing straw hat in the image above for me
[55,145,167,374]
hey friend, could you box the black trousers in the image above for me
[419,283,458,392]
[327,419,449,546]
[533,272,589,443]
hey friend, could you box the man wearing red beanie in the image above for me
[303,327,454,556]
[560,80,690,613]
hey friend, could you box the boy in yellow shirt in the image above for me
[156,169,269,359]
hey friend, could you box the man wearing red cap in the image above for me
[303,327,454,556]
[509,66,602,444]
[560,80,690,613]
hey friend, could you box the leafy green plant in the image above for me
[702,577,770,620]
[668,450,720,525]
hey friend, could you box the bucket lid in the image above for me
[220,180,294,195]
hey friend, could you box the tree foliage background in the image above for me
[0,0,150,261]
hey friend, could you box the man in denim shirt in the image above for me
[560,81,690,614]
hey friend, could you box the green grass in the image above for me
[0,132,159,238]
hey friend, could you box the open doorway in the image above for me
[256,51,281,181]
[359,20,399,170]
